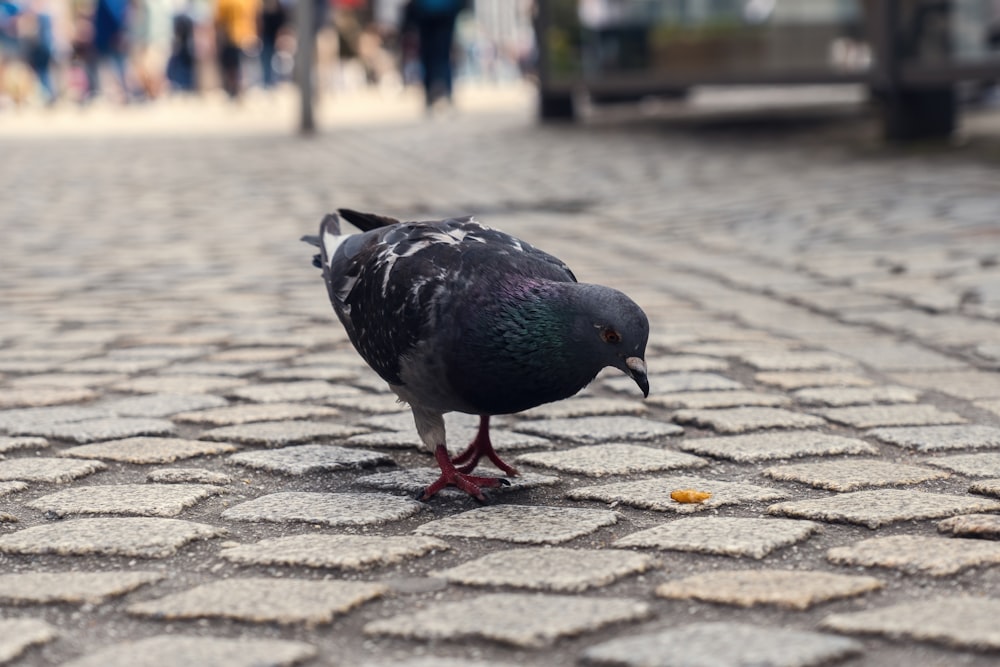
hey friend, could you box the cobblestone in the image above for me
[128,578,387,625]
[923,452,1000,477]
[364,593,650,648]
[416,505,619,544]
[198,420,368,446]
[0,517,223,557]
[763,459,948,491]
[677,431,878,461]
[614,517,821,558]
[0,618,58,663]
[767,490,1000,528]
[5,88,1000,667]
[221,491,423,526]
[569,476,787,512]
[513,416,683,443]
[0,457,106,483]
[827,534,1000,575]
[814,404,966,428]
[516,444,707,477]
[655,569,883,610]
[26,483,222,517]
[173,402,340,425]
[60,436,238,463]
[220,534,449,570]
[672,407,826,433]
[866,425,1000,451]
[822,597,1000,651]
[431,548,656,592]
[581,622,863,667]
[0,571,164,604]
[227,444,393,474]
[61,636,317,667]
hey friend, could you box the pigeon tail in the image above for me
[338,208,401,232]
[302,213,343,268]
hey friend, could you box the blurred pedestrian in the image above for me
[404,0,466,110]
[213,0,259,99]
[165,0,197,92]
[128,0,172,100]
[257,0,285,88]
[19,0,55,104]
[0,0,22,105]
[87,0,131,102]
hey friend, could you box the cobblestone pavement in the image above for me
[2,85,1000,667]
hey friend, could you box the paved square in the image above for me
[60,437,237,463]
[767,490,1000,528]
[568,476,787,512]
[431,548,656,592]
[763,459,948,491]
[0,571,163,604]
[827,534,1000,575]
[656,569,883,610]
[678,431,878,462]
[516,444,707,477]
[128,578,386,625]
[415,505,619,544]
[26,484,221,517]
[227,444,393,474]
[364,593,650,648]
[614,517,821,558]
[582,622,863,667]
[220,534,449,570]
[221,492,423,526]
[822,597,1000,651]
[61,635,317,667]
[0,517,223,557]
[672,407,826,433]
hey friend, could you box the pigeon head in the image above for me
[568,283,650,397]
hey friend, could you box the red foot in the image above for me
[450,415,519,476]
[421,444,510,501]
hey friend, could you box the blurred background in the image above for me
[1,0,1000,139]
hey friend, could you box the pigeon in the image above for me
[302,208,649,501]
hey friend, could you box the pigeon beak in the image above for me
[625,357,649,398]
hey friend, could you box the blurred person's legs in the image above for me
[418,13,457,107]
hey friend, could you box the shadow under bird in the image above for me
[302,208,650,501]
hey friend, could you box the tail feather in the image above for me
[302,213,342,268]
[338,208,401,232]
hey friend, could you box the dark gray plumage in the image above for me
[303,208,649,500]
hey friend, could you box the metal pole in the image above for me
[295,0,316,134]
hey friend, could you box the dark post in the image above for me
[296,0,316,134]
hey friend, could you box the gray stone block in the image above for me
[220,534,449,569]
[221,491,422,526]
[615,516,820,558]
[416,505,618,544]
[768,490,1000,529]
[678,431,878,462]
[365,593,650,648]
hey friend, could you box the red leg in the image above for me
[452,415,519,476]
[421,444,509,502]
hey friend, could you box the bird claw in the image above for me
[419,470,509,502]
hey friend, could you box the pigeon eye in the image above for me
[601,328,622,344]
